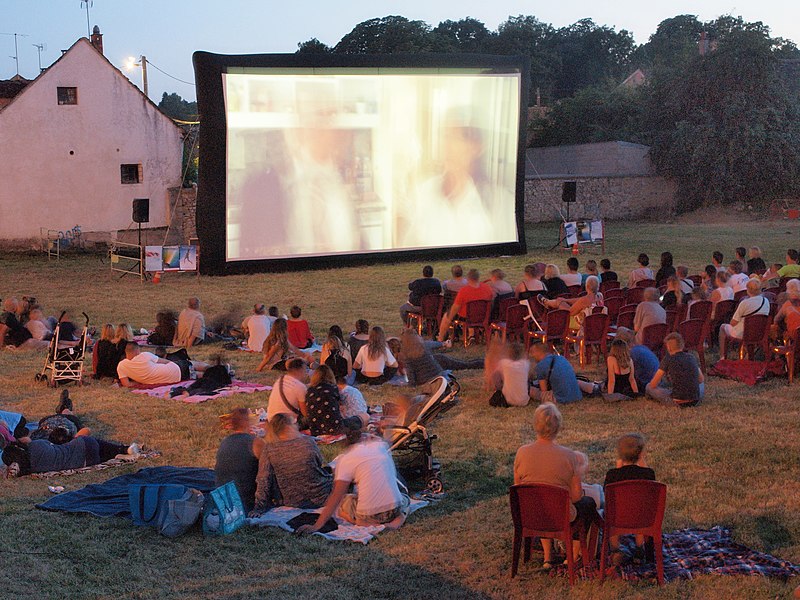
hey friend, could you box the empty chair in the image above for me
[625,287,645,305]
[635,279,656,289]
[490,303,528,344]
[616,310,635,331]
[733,289,748,302]
[526,309,570,350]
[603,287,624,300]
[407,294,443,338]
[641,323,669,356]
[494,296,518,324]
[688,300,712,323]
[604,296,623,324]
[509,484,589,585]
[665,304,687,332]
[565,313,609,365]
[677,318,708,373]
[599,480,667,586]
[600,280,621,294]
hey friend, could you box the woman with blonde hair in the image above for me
[93,323,121,379]
[353,326,398,384]
[606,338,638,400]
[542,264,569,299]
[256,318,311,372]
[320,331,352,380]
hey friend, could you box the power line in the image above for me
[144,59,194,86]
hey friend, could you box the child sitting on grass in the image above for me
[287,306,315,350]
[604,433,656,565]
[575,451,604,510]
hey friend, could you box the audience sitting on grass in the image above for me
[515,264,547,300]
[719,279,770,359]
[257,318,312,372]
[353,326,399,385]
[25,308,53,341]
[614,328,659,393]
[437,269,494,343]
[399,265,442,326]
[529,342,599,403]
[27,391,83,443]
[727,261,750,294]
[633,288,667,344]
[114,323,133,358]
[542,264,569,298]
[712,250,725,273]
[174,297,206,348]
[747,246,767,275]
[116,342,210,388]
[604,433,657,566]
[348,319,370,363]
[0,297,48,351]
[399,329,482,387]
[303,365,363,436]
[487,341,530,407]
[266,358,309,422]
[559,257,582,287]
[486,269,514,299]
[296,426,411,533]
[320,330,353,381]
[442,264,468,293]
[513,403,600,569]
[287,305,315,350]
[250,413,334,517]
[146,310,177,346]
[655,251,676,287]
[600,258,617,283]
[335,376,370,426]
[605,339,639,401]
[214,407,264,512]
[646,332,704,407]
[628,253,654,288]
[241,304,274,352]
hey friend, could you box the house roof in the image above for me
[526,141,656,179]
[0,77,30,99]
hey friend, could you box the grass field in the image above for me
[1,220,799,599]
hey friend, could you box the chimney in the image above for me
[91,25,103,55]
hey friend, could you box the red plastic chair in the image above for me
[567,285,583,298]
[762,291,777,305]
[616,310,635,331]
[565,313,609,365]
[603,288,624,300]
[490,303,528,344]
[509,484,589,585]
[688,300,712,323]
[733,289,748,302]
[677,318,707,372]
[494,296,518,324]
[599,480,667,586]
[727,313,771,360]
[635,279,656,289]
[600,280,621,294]
[625,287,645,305]
[772,327,799,384]
[526,309,569,350]
[453,300,491,348]
[604,296,623,324]
[689,275,703,287]
[641,323,669,356]
[665,304,687,332]
[407,294,443,338]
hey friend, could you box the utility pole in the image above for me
[33,43,46,72]
[1,32,29,75]
[141,55,148,98]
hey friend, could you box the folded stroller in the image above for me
[35,312,89,387]
[387,375,460,493]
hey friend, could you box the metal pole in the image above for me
[13,33,19,74]
[85,3,91,37]
[141,55,148,99]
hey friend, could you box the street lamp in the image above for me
[126,55,148,99]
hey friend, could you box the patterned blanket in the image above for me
[9,449,161,479]
[131,381,271,403]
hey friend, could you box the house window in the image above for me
[57,87,78,105]
[120,164,143,184]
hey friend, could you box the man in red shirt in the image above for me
[437,268,494,341]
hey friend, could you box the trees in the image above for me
[297,38,332,54]
[334,16,433,54]
[431,18,493,53]
[157,92,197,121]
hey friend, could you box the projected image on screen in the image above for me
[224,69,520,261]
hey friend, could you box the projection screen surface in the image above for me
[222,67,522,261]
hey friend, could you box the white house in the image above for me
[0,29,183,242]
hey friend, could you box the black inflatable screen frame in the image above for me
[192,51,529,275]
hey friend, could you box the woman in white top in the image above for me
[710,271,734,318]
[353,326,398,385]
[515,264,547,300]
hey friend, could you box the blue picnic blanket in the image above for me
[0,409,37,462]
[36,466,216,518]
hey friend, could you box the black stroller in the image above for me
[35,312,90,387]
[387,375,460,493]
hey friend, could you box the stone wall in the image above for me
[524,175,677,222]
[170,185,198,243]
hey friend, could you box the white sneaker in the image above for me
[127,443,141,456]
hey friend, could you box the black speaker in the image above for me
[132,198,149,223]
[562,181,577,203]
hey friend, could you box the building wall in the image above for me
[0,40,183,240]
[524,176,678,222]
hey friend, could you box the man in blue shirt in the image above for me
[399,265,442,326]
[529,342,598,404]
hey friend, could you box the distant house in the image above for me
[524,141,677,222]
[0,28,183,243]
[620,68,646,88]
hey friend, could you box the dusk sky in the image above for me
[2,1,798,102]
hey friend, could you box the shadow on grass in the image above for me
[751,514,795,553]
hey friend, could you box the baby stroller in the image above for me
[387,375,460,494]
[35,312,90,387]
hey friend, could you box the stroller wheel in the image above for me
[425,477,444,494]
[35,374,44,382]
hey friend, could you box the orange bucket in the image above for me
[788,208,800,219]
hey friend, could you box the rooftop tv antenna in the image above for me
[32,42,46,72]
[0,32,29,74]
[80,0,93,38]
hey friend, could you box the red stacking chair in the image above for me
[688,275,703,287]
[603,288,624,301]
[708,299,737,345]
[641,323,669,356]
[726,313,771,360]
[494,296,518,324]
[604,296,623,324]
[599,480,667,586]
[490,303,528,344]
[565,313,609,365]
[509,484,590,585]
[526,309,569,350]
[665,304,687,332]
[407,294,442,338]
[762,291,777,305]
[625,287,645,305]
[733,289,748,302]
[677,318,707,372]
[779,277,798,294]
[452,300,491,348]
[441,289,458,315]
[688,300,712,323]
[567,285,583,298]
[600,280,621,294]
[635,278,656,289]
[616,310,635,331]
[772,327,799,384]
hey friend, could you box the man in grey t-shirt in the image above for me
[646,332,704,407]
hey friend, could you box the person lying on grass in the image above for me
[295,424,411,533]
[116,341,210,388]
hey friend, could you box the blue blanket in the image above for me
[36,466,216,518]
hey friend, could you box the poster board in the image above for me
[145,245,199,272]
[561,220,604,252]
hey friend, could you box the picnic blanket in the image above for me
[14,449,161,480]
[131,380,271,403]
[709,359,785,386]
[247,499,429,544]
[552,526,800,582]
[36,466,216,517]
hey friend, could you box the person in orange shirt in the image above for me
[437,268,493,342]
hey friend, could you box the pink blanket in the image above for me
[131,380,271,404]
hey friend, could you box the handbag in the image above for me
[158,488,205,537]
[129,484,187,527]
[202,481,245,535]
[539,355,557,404]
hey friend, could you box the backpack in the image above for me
[324,348,349,379]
